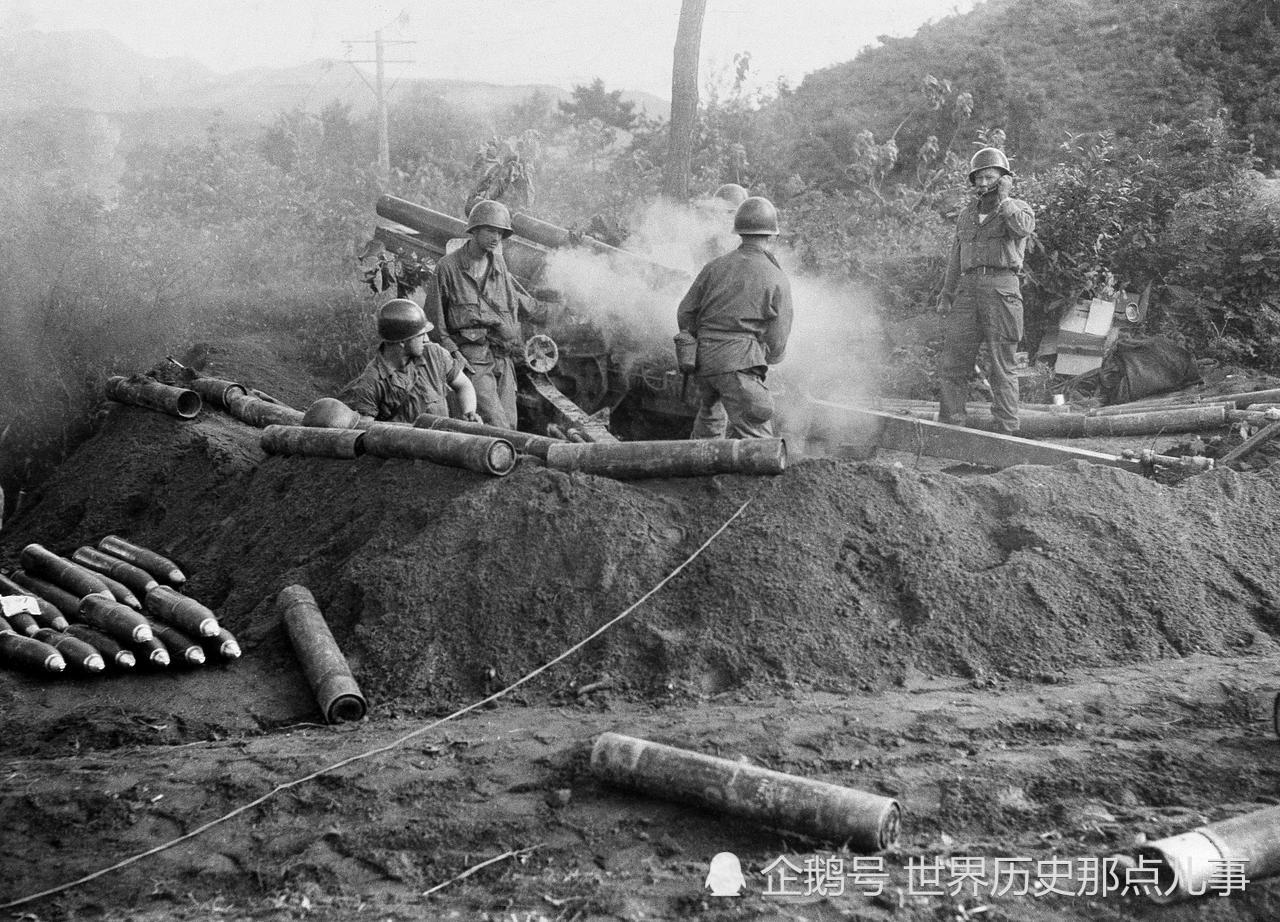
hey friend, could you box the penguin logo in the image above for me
[705,851,746,896]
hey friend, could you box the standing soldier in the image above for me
[340,299,481,424]
[936,147,1036,435]
[424,200,544,429]
[676,196,794,439]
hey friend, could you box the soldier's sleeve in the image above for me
[338,361,382,419]
[764,273,794,365]
[424,265,461,356]
[999,198,1036,238]
[676,266,708,334]
[942,228,961,299]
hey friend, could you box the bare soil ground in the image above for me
[3,330,1280,922]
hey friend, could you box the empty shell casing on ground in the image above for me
[188,376,248,410]
[279,585,367,723]
[33,628,106,673]
[413,412,562,460]
[590,732,901,850]
[0,631,66,673]
[1137,804,1280,903]
[19,544,114,601]
[147,620,206,666]
[0,573,65,629]
[359,425,517,476]
[105,375,202,419]
[63,624,137,669]
[260,425,364,460]
[226,393,306,428]
[204,625,242,660]
[8,571,77,625]
[144,585,219,637]
[545,438,788,479]
[72,546,158,599]
[79,595,154,643]
[97,535,187,587]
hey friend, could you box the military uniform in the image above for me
[676,240,794,439]
[340,343,463,424]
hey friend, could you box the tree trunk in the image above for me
[664,0,707,200]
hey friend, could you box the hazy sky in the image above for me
[6,0,979,98]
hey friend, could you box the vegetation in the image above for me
[2,0,1279,507]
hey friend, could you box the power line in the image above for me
[342,30,417,187]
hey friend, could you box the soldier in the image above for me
[341,299,481,424]
[936,147,1036,435]
[425,200,546,429]
[676,196,794,439]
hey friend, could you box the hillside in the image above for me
[777,0,1279,178]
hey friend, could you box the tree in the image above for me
[665,0,708,200]
[558,78,637,130]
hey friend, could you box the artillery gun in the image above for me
[367,195,698,440]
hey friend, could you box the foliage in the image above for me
[558,78,638,131]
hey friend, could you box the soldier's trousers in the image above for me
[690,369,775,439]
[938,274,1024,434]
[469,356,517,430]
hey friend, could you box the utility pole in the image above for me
[344,30,415,189]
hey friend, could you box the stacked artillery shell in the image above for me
[97,535,187,588]
[147,619,206,666]
[359,425,518,476]
[105,375,202,419]
[20,543,113,601]
[32,627,106,673]
[72,546,160,598]
[133,635,172,668]
[0,598,40,636]
[78,595,154,644]
[63,624,137,670]
[0,616,66,674]
[0,572,70,630]
[144,585,220,638]
[7,572,75,627]
[590,732,901,851]
[279,585,367,723]
[204,625,243,661]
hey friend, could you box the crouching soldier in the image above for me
[341,298,481,424]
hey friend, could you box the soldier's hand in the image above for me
[462,410,482,423]
[996,174,1013,202]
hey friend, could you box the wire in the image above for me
[0,497,753,911]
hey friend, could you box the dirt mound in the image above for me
[4,369,1279,728]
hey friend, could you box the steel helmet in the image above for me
[377,298,432,342]
[968,147,1012,183]
[302,397,361,429]
[713,183,748,208]
[464,199,513,237]
[732,196,780,236]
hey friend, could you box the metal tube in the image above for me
[590,732,901,851]
[1137,804,1280,903]
[279,585,367,724]
[187,376,249,410]
[19,543,113,601]
[359,425,518,476]
[0,631,66,674]
[225,393,306,428]
[71,546,160,598]
[260,425,364,460]
[78,595,154,644]
[413,412,562,460]
[546,438,787,479]
[105,375,202,419]
[97,535,187,587]
[144,585,220,638]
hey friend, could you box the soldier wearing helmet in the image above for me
[339,298,481,424]
[424,199,547,429]
[936,146,1036,435]
[675,196,794,439]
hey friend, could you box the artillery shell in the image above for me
[63,624,137,670]
[147,620,206,666]
[0,603,39,637]
[71,546,160,597]
[0,573,68,629]
[97,535,187,587]
[87,568,140,609]
[78,595,154,644]
[0,631,66,674]
[0,614,11,633]
[134,636,172,668]
[144,585,219,638]
[20,543,114,600]
[7,571,75,627]
[33,628,106,673]
[203,625,242,660]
